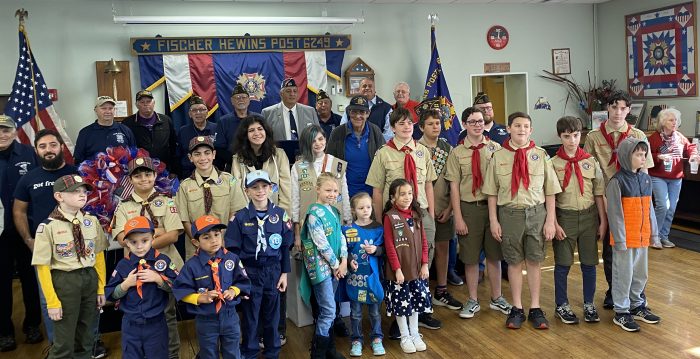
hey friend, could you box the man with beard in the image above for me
[460,93,509,145]
[0,115,41,352]
[214,83,260,170]
[12,129,78,351]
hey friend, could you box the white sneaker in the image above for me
[411,334,427,352]
[400,336,416,354]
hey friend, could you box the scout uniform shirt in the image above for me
[551,155,605,211]
[482,142,562,208]
[113,190,185,269]
[32,208,109,272]
[230,148,292,214]
[444,137,501,202]
[176,169,243,258]
[584,121,654,185]
[291,154,351,226]
[419,138,452,214]
[365,140,438,209]
[104,248,178,320]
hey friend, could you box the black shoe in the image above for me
[583,302,600,323]
[447,271,464,286]
[325,330,345,359]
[91,339,107,359]
[333,318,350,338]
[630,306,660,324]
[0,336,17,352]
[603,292,614,310]
[311,334,329,359]
[555,303,579,325]
[613,313,641,332]
[388,320,400,340]
[432,290,463,310]
[418,313,442,330]
[506,307,526,329]
[24,326,43,344]
[528,308,549,329]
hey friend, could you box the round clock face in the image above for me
[486,25,509,50]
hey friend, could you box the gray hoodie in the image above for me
[605,137,659,250]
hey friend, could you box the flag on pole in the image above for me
[423,25,461,146]
[4,18,74,163]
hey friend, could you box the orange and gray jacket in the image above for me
[605,137,659,250]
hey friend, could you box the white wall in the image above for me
[0,0,596,145]
[597,0,699,136]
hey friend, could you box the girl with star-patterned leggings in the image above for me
[382,179,432,354]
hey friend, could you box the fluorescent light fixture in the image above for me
[113,15,364,25]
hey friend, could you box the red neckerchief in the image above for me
[556,146,591,195]
[502,140,536,198]
[600,121,631,170]
[386,139,418,197]
[467,139,486,196]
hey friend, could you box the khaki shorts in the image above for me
[434,217,455,242]
[553,206,600,266]
[499,204,547,264]
[458,201,502,264]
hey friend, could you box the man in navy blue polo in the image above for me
[178,96,217,178]
[0,115,41,352]
[73,96,136,164]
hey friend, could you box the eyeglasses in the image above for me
[466,120,485,126]
[232,95,249,101]
[190,108,208,113]
[349,110,368,116]
[478,106,493,111]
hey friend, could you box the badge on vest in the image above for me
[155,259,167,271]
[269,233,282,249]
[225,259,234,271]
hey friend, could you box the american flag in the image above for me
[4,25,74,163]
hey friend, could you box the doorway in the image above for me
[470,72,529,126]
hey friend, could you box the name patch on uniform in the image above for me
[225,259,234,271]
[269,214,279,224]
[269,233,282,250]
[195,275,209,280]
[154,199,164,207]
[154,259,167,271]
[244,222,254,227]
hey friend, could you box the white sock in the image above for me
[396,316,409,338]
[409,312,419,336]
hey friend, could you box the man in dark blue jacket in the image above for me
[73,96,136,164]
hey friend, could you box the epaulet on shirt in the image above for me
[36,217,56,234]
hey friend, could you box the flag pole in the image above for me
[17,8,44,131]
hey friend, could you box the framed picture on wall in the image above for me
[629,101,646,127]
[552,48,571,75]
[344,58,374,98]
[591,111,608,129]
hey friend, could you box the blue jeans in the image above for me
[651,177,682,240]
[195,308,240,359]
[313,277,337,337]
[350,301,382,344]
[448,236,457,273]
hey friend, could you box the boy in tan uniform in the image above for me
[32,175,108,359]
[112,157,184,359]
[583,90,653,309]
[482,111,561,330]
[365,107,441,330]
[551,116,607,324]
[445,107,512,320]
[176,136,242,259]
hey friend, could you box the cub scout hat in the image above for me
[191,215,227,239]
[0,115,16,129]
[95,95,116,108]
[128,157,156,173]
[346,96,369,112]
[53,175,93,193]
[123,216,155,238]
[245,170,272,188]
[188,135,215,152]
[135,90,154,101]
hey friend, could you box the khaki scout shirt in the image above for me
[113,190,184,269]
[482,142,561,208]
[365,139,438,210]
[444,137,501,202]
[176,169,240,224]
[551,155,605,211]
[231,147,291,214]
[584,121,654,185]
[419,138,452,214]
[32,208,108,271]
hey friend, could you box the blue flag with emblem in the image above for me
[423,25,461,146]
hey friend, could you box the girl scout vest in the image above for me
[343,223,384,304]
[295,154,347,226]
[384,208,422,282]
[299,203,343,305]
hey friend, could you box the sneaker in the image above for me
[371,338,385,356]
[583,302,600,323]
[459,299,481,319]
[528,308,550,329]
[489,296,512,315]
[555,303,579,324]
[350,340,363,357]
[334,318,350,337]
[91,339,107,359]
[388,320,400,340]
[613,313,641,332]
[661,239,676,248]
[24,326,43,344]
[0,336,17,352]
[505,307,526,329]
[417,313,441,330]
[411,334,426,352]
[399,336,416,354]
[650,242,663,250]
[432,290,462,310]
[447,271,464,286]
[631,306,661,324]
[279,334,287,346]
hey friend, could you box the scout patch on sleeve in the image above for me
[111,270,118,278]
[37,223,45,234]
[170,206,178,213]
[169,262,177,270]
